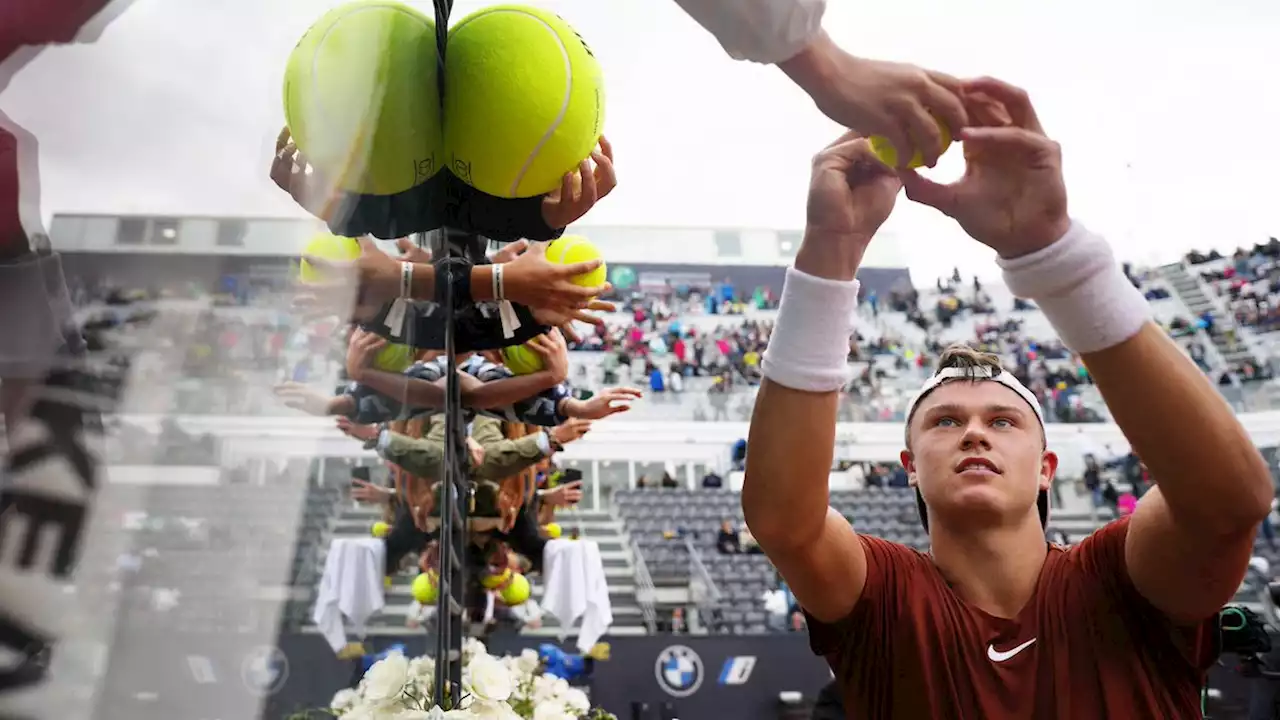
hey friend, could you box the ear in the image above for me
[1039,450,1059,491]
[900,449,918,487]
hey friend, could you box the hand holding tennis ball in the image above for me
[498,241,609,316]
[869,117,953,169]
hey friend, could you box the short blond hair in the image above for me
[905,345,1006,447]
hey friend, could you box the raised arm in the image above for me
[744,134,901,623]
[670,0,966,169]
[901,76,1272,623]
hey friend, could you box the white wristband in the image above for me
[997,220,1151,354]
[400,261,413,299]
[761,267,859,392]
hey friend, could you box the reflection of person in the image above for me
[744,78,1271,716]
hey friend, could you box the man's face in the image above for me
[902,380,1057,530]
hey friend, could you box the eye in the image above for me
[934,417,959,427]
[991,417,1014,429]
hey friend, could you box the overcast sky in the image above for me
[1,0,1277,281]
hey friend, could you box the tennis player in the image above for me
[744,76,1273,718]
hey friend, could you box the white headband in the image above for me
[907,365,1045,428]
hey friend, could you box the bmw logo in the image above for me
[654,645,703,698]
[240,646,289,696]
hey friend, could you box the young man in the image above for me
[744,76,1273,718]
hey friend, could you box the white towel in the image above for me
[312,537,386,653]
[540,539,613,653]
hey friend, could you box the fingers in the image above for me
[570,309,604,328]
[899,169,959,217]
[822,130,864,151]
[923,71,969,139]
[606,387,645,400]
[591,149,616,199]
[276,126,292,154]
[963,77,1042,134]
[586,300,616,312]
[559,323,582,345]
[957,126,1055,157]
[578,158,598,204]
[899,105,946,168]
[597,135,613,162]
[491,239,529,264]
[562,480,584,490]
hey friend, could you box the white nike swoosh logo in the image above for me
[987,638,1036,662]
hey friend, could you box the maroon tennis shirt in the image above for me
[806,517,1218,719]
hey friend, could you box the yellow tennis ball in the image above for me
[501,344,545,375]
[411,572,438,604]
[299,233,361,283]
[283,1,442,196]
[374,343,415,373]
[481,568,512,590]
[371,521,391,538]
[499,573,531,605]
[543,523,562,539]
[444,5,605,198]
[869,119,953,169]
[546,235,606,289]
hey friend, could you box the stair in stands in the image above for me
[1160,262,1259,366]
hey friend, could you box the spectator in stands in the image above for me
[1083,454,1102,509]
[716,520,741,554]
[744,86,1272,717]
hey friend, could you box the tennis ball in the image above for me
[299,233,361,283]
[444,5,605,198]
[869,119,953,169]
[373,343,415,373]
[411,572,438,604]
[501,343,545,376]
[371,521,391,538]
[481,568,512,590]
[283,1,442,196]
[499,572,531,605]
[543,522,562,539]
[546,235,607,289]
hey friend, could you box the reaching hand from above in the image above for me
[780,35,968,170]
[271,127,343,222]
[500,241,609,317]
[293,236,402,324]
[350,477,393,505]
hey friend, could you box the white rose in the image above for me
[331,688,361,712]
[561,687,590,713]
[462,637,488,661]
[532,704,576,720]
[516,649,541,676]
[466,700,522,720]
[363,652,411,703]
[467,655,514,703]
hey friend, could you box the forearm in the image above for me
[461,371,558,410]
[327,394,356,416]
[406,261,498,303]
[744,227,860,547]
[673,0,826,65]
[1082,324,1271,532]
[358,370,445,411]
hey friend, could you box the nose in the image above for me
[959,417,991,451]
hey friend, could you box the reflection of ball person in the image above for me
[673,0,967,168]
[743,77,1272,717]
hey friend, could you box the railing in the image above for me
[628,536,658,634]
[685,536,722,624]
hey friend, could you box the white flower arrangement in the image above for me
[320,639,615,720]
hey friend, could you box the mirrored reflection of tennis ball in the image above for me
[283,1,442,196]
[374,343,415,372]
[444,5,605,198]
[543,523,562,539]
[371,521,391,538]
[499,572,531,605]
[546,235,606,290]
[299,233,361,284]
[411,572,438,604]
[869,119,953,169]
[500,344,545,376]
[481,568,512,590]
